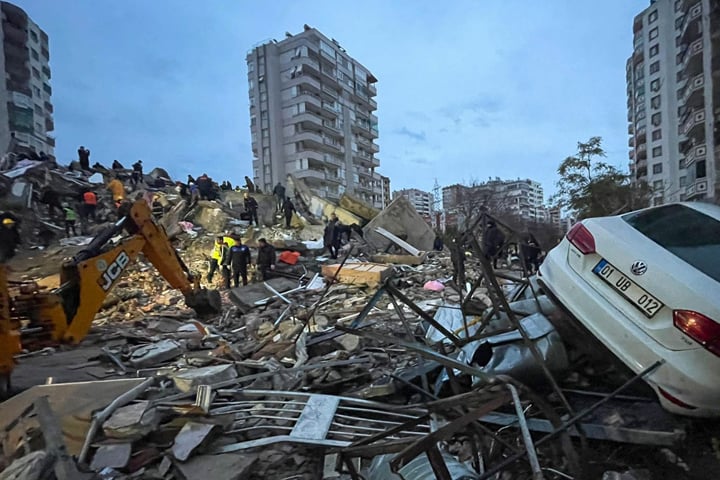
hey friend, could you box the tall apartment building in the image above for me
[442,178,546,222]
[393,188,434,218]
[378,174,391,208]
[247,26,383,208]
[627,0,720,204]
[0,2,54,159]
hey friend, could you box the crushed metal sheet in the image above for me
[90,443,133,471]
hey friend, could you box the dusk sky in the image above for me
[18,1,645,201]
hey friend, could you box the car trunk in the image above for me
[566,208,720,352]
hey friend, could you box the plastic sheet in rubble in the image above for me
[434,313,568,392]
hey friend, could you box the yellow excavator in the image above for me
[0,199,221,396]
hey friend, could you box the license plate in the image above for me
[593,259,663,317]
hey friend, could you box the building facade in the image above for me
[442,178,546,223]
[627,0,720,204]
[393,188,434,218]
[0,2,54,158]
[378,174,391,208]
[247,26,383,208]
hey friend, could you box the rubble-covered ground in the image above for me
[1,159,719,480]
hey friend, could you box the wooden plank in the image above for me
[320,263,392,287]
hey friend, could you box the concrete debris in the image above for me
[0,166,711,479]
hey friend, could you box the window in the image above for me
[652,129,662,141]
[651,112,662,126]
[676,71,684,82]
[675,16,684,29]
[262,128,269,138]
[650,44,659,57]
[261,110,268,120]
[651,95,661,109]
[650,61,660,74]
[248,79,254,90]
[263,147,270,158]
[31,49,39,61]
[679,176,687,187]
[260,92,267,102]
[250,115,256,127]
[32,67,40,79]
[623,204,720,282]
[676,52,684,65]
[34,122,42,132]
[653,180,663,190]
[30,30,38,42]
[34,104,42,115]
[648,10,658,23]
[697,160,706,178]
[650,79,660,92]
[649,27,658,40]
[652,163,663,174]
[653,146,662,157]
[679,158,685,169]
[248,62,255,73]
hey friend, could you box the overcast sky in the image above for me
[18,1,645,201]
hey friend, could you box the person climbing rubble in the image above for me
[131,160,143,189]
[81,189,97,223]
[244,192,259,226]
[483,220,506,269]
[324,214,338,258]
[273,182,286,212]
[282,197,296,228]
[256,238,276,281]
[62,203,78,237]
[111,159,124,170]
[229,235,251,287]
[78,146,90,171]
[196,173,214,200]
[0,212,20,261]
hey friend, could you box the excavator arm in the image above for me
[51,199,221,343]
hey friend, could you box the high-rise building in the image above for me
[442,178,546,222]
[378,174,391,208]
[393,188,434,218]
[246,26,383,208]
[627,0,720,204]
[0,2,54,159]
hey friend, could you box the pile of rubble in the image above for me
[0,160,716,480]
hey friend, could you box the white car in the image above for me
[538,202,720,417]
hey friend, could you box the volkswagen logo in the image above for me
[630,260,647,276]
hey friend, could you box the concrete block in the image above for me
[321,262,393,287]
[171,365,238,393]
[228,277,299,313]
[363,196,435,252]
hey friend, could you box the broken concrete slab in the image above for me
[228,277,298,313]
[129,339,183,368]
[173,452,257,480]
[90,443,133,471]
[172,365,238,393]
[0,451,50,480]
[362,196,435,252]
[103,401,159,439]
[171,422,216,462]
[192,201,230,232]
[321,262,393,287]
[339,193,379,221]
[371,252,427,265]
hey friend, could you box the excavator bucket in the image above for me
[185,288,222,316]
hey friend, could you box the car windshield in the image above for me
[623,204,720,283]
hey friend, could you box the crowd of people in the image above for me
[206,234,276,289]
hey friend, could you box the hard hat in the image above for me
[2,218,15,225]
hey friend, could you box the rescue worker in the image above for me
[324,214,338,258]
[229,236,251,287]
[256,238,276,281]
[206,236,225,283]
[0,213,21,261]
[63,203,78,237]
[273,182,286,212]
[218,233,238,289]
[107,177,126,208]
[196,173,213,200]
[244,193,259,226]
[520,232,542,274]
[78,146,90,171]
[82,189,97,223]
[131,160,143,189]
[282,198,296,228]
[482,220,506,269]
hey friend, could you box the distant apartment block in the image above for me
[627,0,720,204]
[0,2,54,158]
[378,174,391,208]
[442,178,546,223]
[393,188,434,218]
[247,25,383,208]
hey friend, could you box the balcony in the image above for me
[295,93,322,110]
[292,129,324,146]
[45,135,55,147]
[680,73,704,108]
[681,108,705,137]
[1,3,28,28]
[680,1,702,45]
[294,168,326,182]
[322,136,343,152]
[320,84,338,99]
[628,137,635,147]
[45,116,54,132]
[636,126,646,142]
[321,101,340,118]
[42,66,51,79]
[684,143,707,167]
[292,111,323,128]
[368,83,377,95]
[44,101,53,113]
[628,124,634,135]
[633,15,643,34]
[629,149,635,160]
[686,178,709,199]
[681,38,704,76]
[2,21,26,46]
[633,46,644,65]
[286,72,321,92]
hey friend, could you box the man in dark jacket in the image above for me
[520,232,542,274]
[482,220,506,269]
[244,193,259,226]
[273,182,286,212]
[256,238,276,281]
[282,198,296,228]
[324,214,338,258]
[131,160,143,189]
[78,146,90,171]
[0,212,21,261]
[229,237,251,287]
